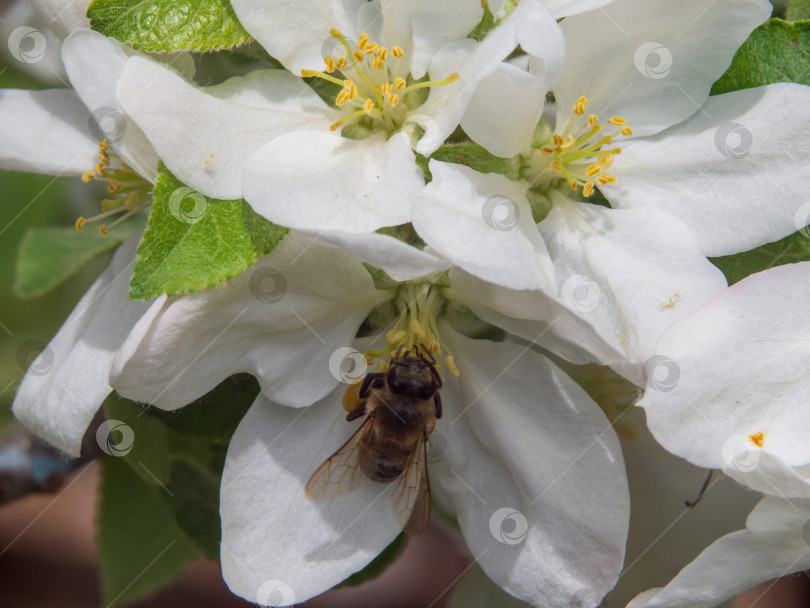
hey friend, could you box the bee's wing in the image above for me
[305,417,372,502]
[390,432,431,535]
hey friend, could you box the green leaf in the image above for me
[103,392,171,486]
[148,374,258,444]
[161,460,222,559]
[469,3,497,42]
[787,0,810,21]
[431,143,523,180]
[710,230,810,285]
[129,164,288,300]
[340,533,408,587]
[98,456,200,606]
[14,220,143,298]
[711,19,810,95]
[87,0,252,53]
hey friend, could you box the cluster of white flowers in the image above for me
[4,0,810,606]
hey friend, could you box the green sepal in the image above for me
[711,19,810,94]
[97,456,200,606]
[340,533,408,587]
[129,163,288,300]
[787,0,810,21]
[14,219,143,298]
[710,230,810,285]
[87,0,252,52]
[431,143,523,180]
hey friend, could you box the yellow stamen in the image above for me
[620,126,632,136]
[99,224,110,237]
[587,114,599,126]
[82,171,95,183]
[363,99,374,112]
[336,56,348,69]
[376,47,387,61]
[749,431,766,448]
[583,182,595,197]
[357,32,369,50]
[391,46,404,58]
[381,83,392,96]
[107,180,122,194]
[372,56,384,70]
[342,382,365,412]
[323,56,336,72]
[410,319,427,340]
[598,174,616,185]
[387,329,407,343]
[353,48,364,62]
[394,77,406,91]
[540,146,554,156]
[573,96,587,116]
[75,217,86,232]
[336,90,349,106]
[609,117,626,126]
[445,355,460,377]
[365,42,378,54]
[387,94,399,107]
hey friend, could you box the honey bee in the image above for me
[306,346,443,535]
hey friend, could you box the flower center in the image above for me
[302,29,459,134]
[523,96,633,197]
[75,139,151,237]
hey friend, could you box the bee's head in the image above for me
[386,355,436,399]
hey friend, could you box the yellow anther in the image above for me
[353,49,364,62]
[376,47,387,61]
[381,82,392,95]
[124,191,140,210]
[409,319,427,339]
[99,139,109,151]
[550,161,564,173]
[427,340,440,354]
[387,329,407,343]
[95,163,105,175]
[609,117,626,126]
[394,77,406,91]
[98,150,110,165]
[573,96,587,116]
[620,126,632,136]
[612,147,621,155]
[587,114,599,126]
[324,56,336,72]
[445,355,460,377]
[749,431,766,448]
[597,150,614,169]
[583,182,595,197]
[357,33,369,50]
[81,171,95,183]
[372,56,384,70]
[342,382,365,412]
[603,134,612,145]
[336,90,349,106]
[570,181,579,191]
[598,174,616,185]
[75,217,86,232]
[363,99,374,112]
[99,224,110,237]
[387,94,399,107]
[560,135,575,150]
[585,163,601,178]
[365,42,379,54]
[335,56,347,69]
[552,134,564,147]
[392,46,404,58]
[540,146,555,156]
[107,180,122,194]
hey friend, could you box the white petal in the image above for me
[300,229,450,281]
[606,83,810,256]
[62,29,160,181]
[379,0,482,79]
[411,161,556,291]
[29,0,90,39]
[537,194,727,383]
[229,0,366,75]
[628,497,810,608]
[461,62,551,158]
[243,132,421,233]
[220,392,401,606]
[1,1,68,83]
[12,235,158,457]
[638,262,810,473]
[0,88,98,175]
[541,0,615,18]
[118,56,331,199]
[416,0,561,155]
[554,0,771,137]
[111,233,387,409]
[434,327,629,607]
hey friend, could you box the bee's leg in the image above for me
[419,344,438,365]
[358,372,385,399]
[346,403,367,421]
[427,364,443,389]
[433,392,442,418]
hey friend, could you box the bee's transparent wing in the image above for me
[305,418,371,501]
[390,433,431,535]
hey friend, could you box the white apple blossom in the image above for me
[113,0,564,234]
